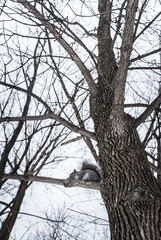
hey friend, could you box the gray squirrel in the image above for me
[69,161,102,183]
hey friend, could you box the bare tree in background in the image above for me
[0,30,69,239]
[0,0,161,239]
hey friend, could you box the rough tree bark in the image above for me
[89,0,161,239]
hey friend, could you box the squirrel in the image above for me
[69,161,102,183]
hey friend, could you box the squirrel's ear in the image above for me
[74,169,76,172]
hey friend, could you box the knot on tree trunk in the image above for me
[132,187,154,202]
[123,186,157,204]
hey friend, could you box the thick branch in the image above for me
[113,0,139,114]
[2,174,100,190]
[17,0,98,96]
[97,0,117,85]
[135,94,161,127]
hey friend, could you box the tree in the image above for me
[0,0,161,239]
[0,29,69,239]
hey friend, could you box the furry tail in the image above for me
[81,161,102,180]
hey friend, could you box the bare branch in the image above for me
[124,103,149,108]
[130,48,161,63]
[133,0,148,39]
[111,0,127,48]
[2,174,100,190]
[135,94,161,127]
[129,67,161,70]
[0,114,96,141]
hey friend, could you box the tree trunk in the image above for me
[91,90,161,239]
[103,115,161,239]
[90,0,161,239]
[0,181,28,240]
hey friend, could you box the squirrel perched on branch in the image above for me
[69,161,102,183]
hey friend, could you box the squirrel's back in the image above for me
[69,161,102,183]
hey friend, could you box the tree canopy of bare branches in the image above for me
[0,0,161,239]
